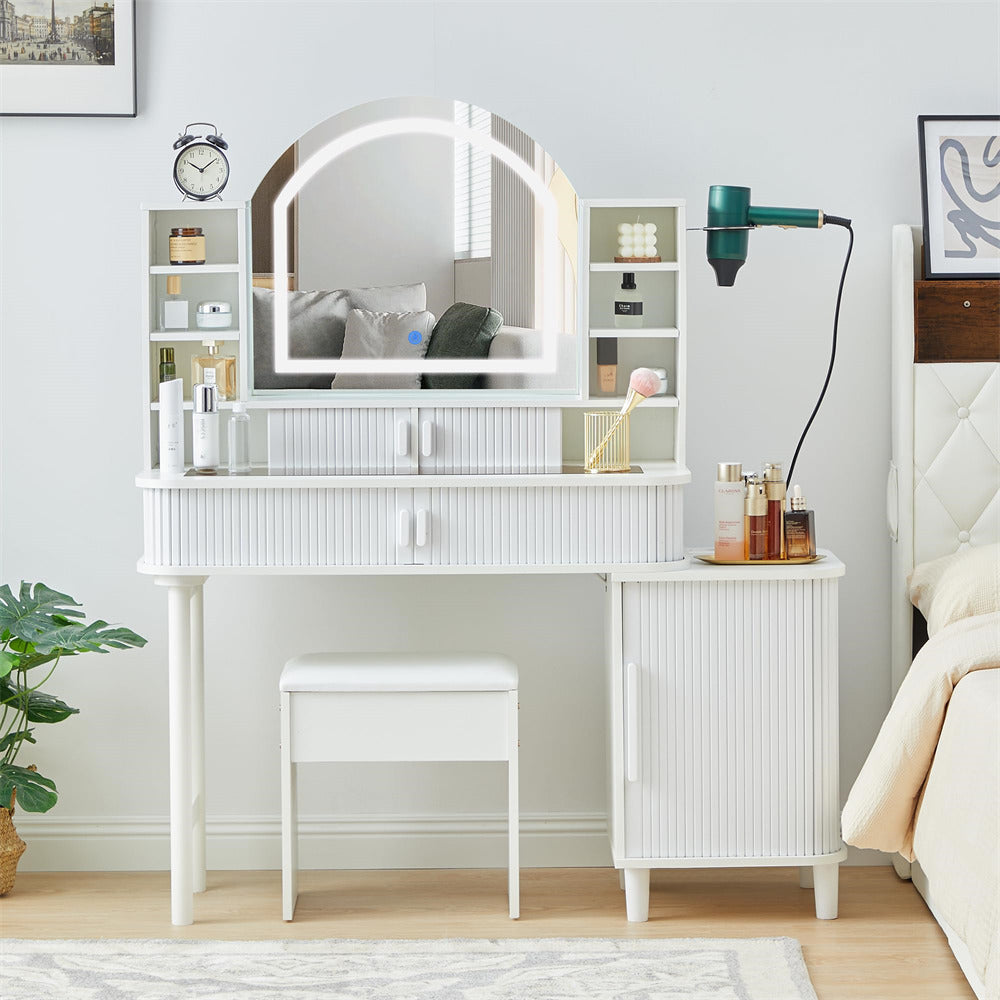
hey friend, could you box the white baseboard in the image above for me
[13,811,891,873]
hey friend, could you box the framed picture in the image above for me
[918,115,1000,279]
[0,0,135,117]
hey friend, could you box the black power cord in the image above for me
[785,216,854,489]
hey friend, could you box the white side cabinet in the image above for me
[607,554,847,922]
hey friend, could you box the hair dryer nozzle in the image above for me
[708,257,745,286]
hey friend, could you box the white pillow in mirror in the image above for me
[334,309,435,390]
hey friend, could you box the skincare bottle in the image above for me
[714,462,745,561]
[762,462,786,560]
[745,480,768,560]
[613,272,643,329]
[192,383,220,473]
[160,275,188,330]
[596,338,618,393]
[192,340,237,401]
[158,377,185,477]
[228,401,251,474]
[158,347,176,389]
[785,485,817,558]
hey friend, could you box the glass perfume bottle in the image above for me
[613,272,643,329]
[762,462,786,560]
[745,480,768,560]
[192,340,237,401]
[160,275,188,330]
[785,485,817,558]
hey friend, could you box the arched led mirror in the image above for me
[250,97,579,395]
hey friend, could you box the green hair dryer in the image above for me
[706,185,849,285]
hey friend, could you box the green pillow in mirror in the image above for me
[422,302,503,390]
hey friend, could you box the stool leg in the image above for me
[508,690,519,920]
[281,692,298,921]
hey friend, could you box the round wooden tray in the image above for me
[692,551,824,566]
[613,256,661,263]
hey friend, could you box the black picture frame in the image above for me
[918,115,1000,279]
[0,0,136,118]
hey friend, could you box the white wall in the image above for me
[2,0,997,871]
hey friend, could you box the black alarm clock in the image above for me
[172,122,230,201]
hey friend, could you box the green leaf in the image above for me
[0,650,17,678]
[0,583,84,650]
[0,764,57,813]
[35,620,147,656]
[0,730,35,754]
[0,680,78,723]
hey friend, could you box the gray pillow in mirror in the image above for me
[422,302,503,390]
[252,282,427,390]
[333,309,435,391]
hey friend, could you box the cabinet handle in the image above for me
[420,420,434,458]
[625,661,639,783]
[415,508,429,548]
[396,419,410,458]
[397,508,411,548]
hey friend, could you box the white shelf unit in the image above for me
[140,202,250,468]
[577,199,687,471]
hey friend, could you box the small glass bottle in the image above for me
[762,462,786,560]
[192,340,237,401]
[158,346,176,386]
[160,275,188,330]
[228,402,251,474]
[613,272,643,329]
[785,485,817,558]
[745,480,768,560]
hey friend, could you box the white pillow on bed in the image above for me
[907,543,1000,637]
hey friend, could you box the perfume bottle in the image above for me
[745,479,767,560]
[596,338,618,393]
[762,462,786,560]
[613,272,643,329]
[158,347,176,388]
[714,462,745,561]
[785,485,817,558]
[192,340,237,401]
[192,383,220,473]
[160,275,188,330]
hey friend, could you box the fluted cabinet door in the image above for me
[620,577,840,862]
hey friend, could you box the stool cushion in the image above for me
[280,652,518,693]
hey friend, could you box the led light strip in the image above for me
[272,117,561,376]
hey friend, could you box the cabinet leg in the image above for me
[618,869,625,891]
[190,584,206,894]
[798,866,814,889]
[624,868,650,922]
[813,863,840,919]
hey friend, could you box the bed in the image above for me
[841,226,999,1000]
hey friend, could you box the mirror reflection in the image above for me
[250,97,578,393]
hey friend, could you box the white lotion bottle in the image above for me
[158,377,185,477]
[192,383,220,472]
[714,461,745,561]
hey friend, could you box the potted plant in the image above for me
[0,582,146,894]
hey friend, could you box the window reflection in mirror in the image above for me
[250,97,579,395]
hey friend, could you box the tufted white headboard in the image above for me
[889,225,1000,693]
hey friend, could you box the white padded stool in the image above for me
[280,651,519,920]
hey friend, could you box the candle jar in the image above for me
[169,227,206,265]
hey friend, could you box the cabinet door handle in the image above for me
[415,508,429,548]
[420,419,434,458]
[625,661,639,783]
[397,508,411,548]
[396,419,410,458]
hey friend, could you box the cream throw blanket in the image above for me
[842,610,1000,859]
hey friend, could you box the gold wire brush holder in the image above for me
[584,410,630,473]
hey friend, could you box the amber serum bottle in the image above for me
[762,462,786,560]
[745,480,768,560]
[785,485,817,558]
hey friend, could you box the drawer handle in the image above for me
[396,419,410,458]
[397,508,411,548]
[415,508,429,548]
[625,661,639,783]
[420,420,434,458]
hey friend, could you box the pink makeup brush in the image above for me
[586,367,660,470]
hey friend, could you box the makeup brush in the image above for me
[586,367,661,470]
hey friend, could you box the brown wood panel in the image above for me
[914,279,1000,362]
[251,143,297,289]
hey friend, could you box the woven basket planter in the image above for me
[1,794,27,896]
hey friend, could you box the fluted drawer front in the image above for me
[622,578,839,860]
[141,484,683,568]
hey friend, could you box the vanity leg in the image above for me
[813,862,840,919]
[798,866,814,889]
[618,869,625,891]
[190,583,206,894]
[624,868,650,922]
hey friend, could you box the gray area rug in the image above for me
[0,936,818,999]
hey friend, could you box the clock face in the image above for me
[174,142,230,200]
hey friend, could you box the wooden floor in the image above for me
[0,867,974,999]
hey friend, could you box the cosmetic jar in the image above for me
[169,227,206,265]
[196,301,232,329]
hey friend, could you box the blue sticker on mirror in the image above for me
[408,330,423,345]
